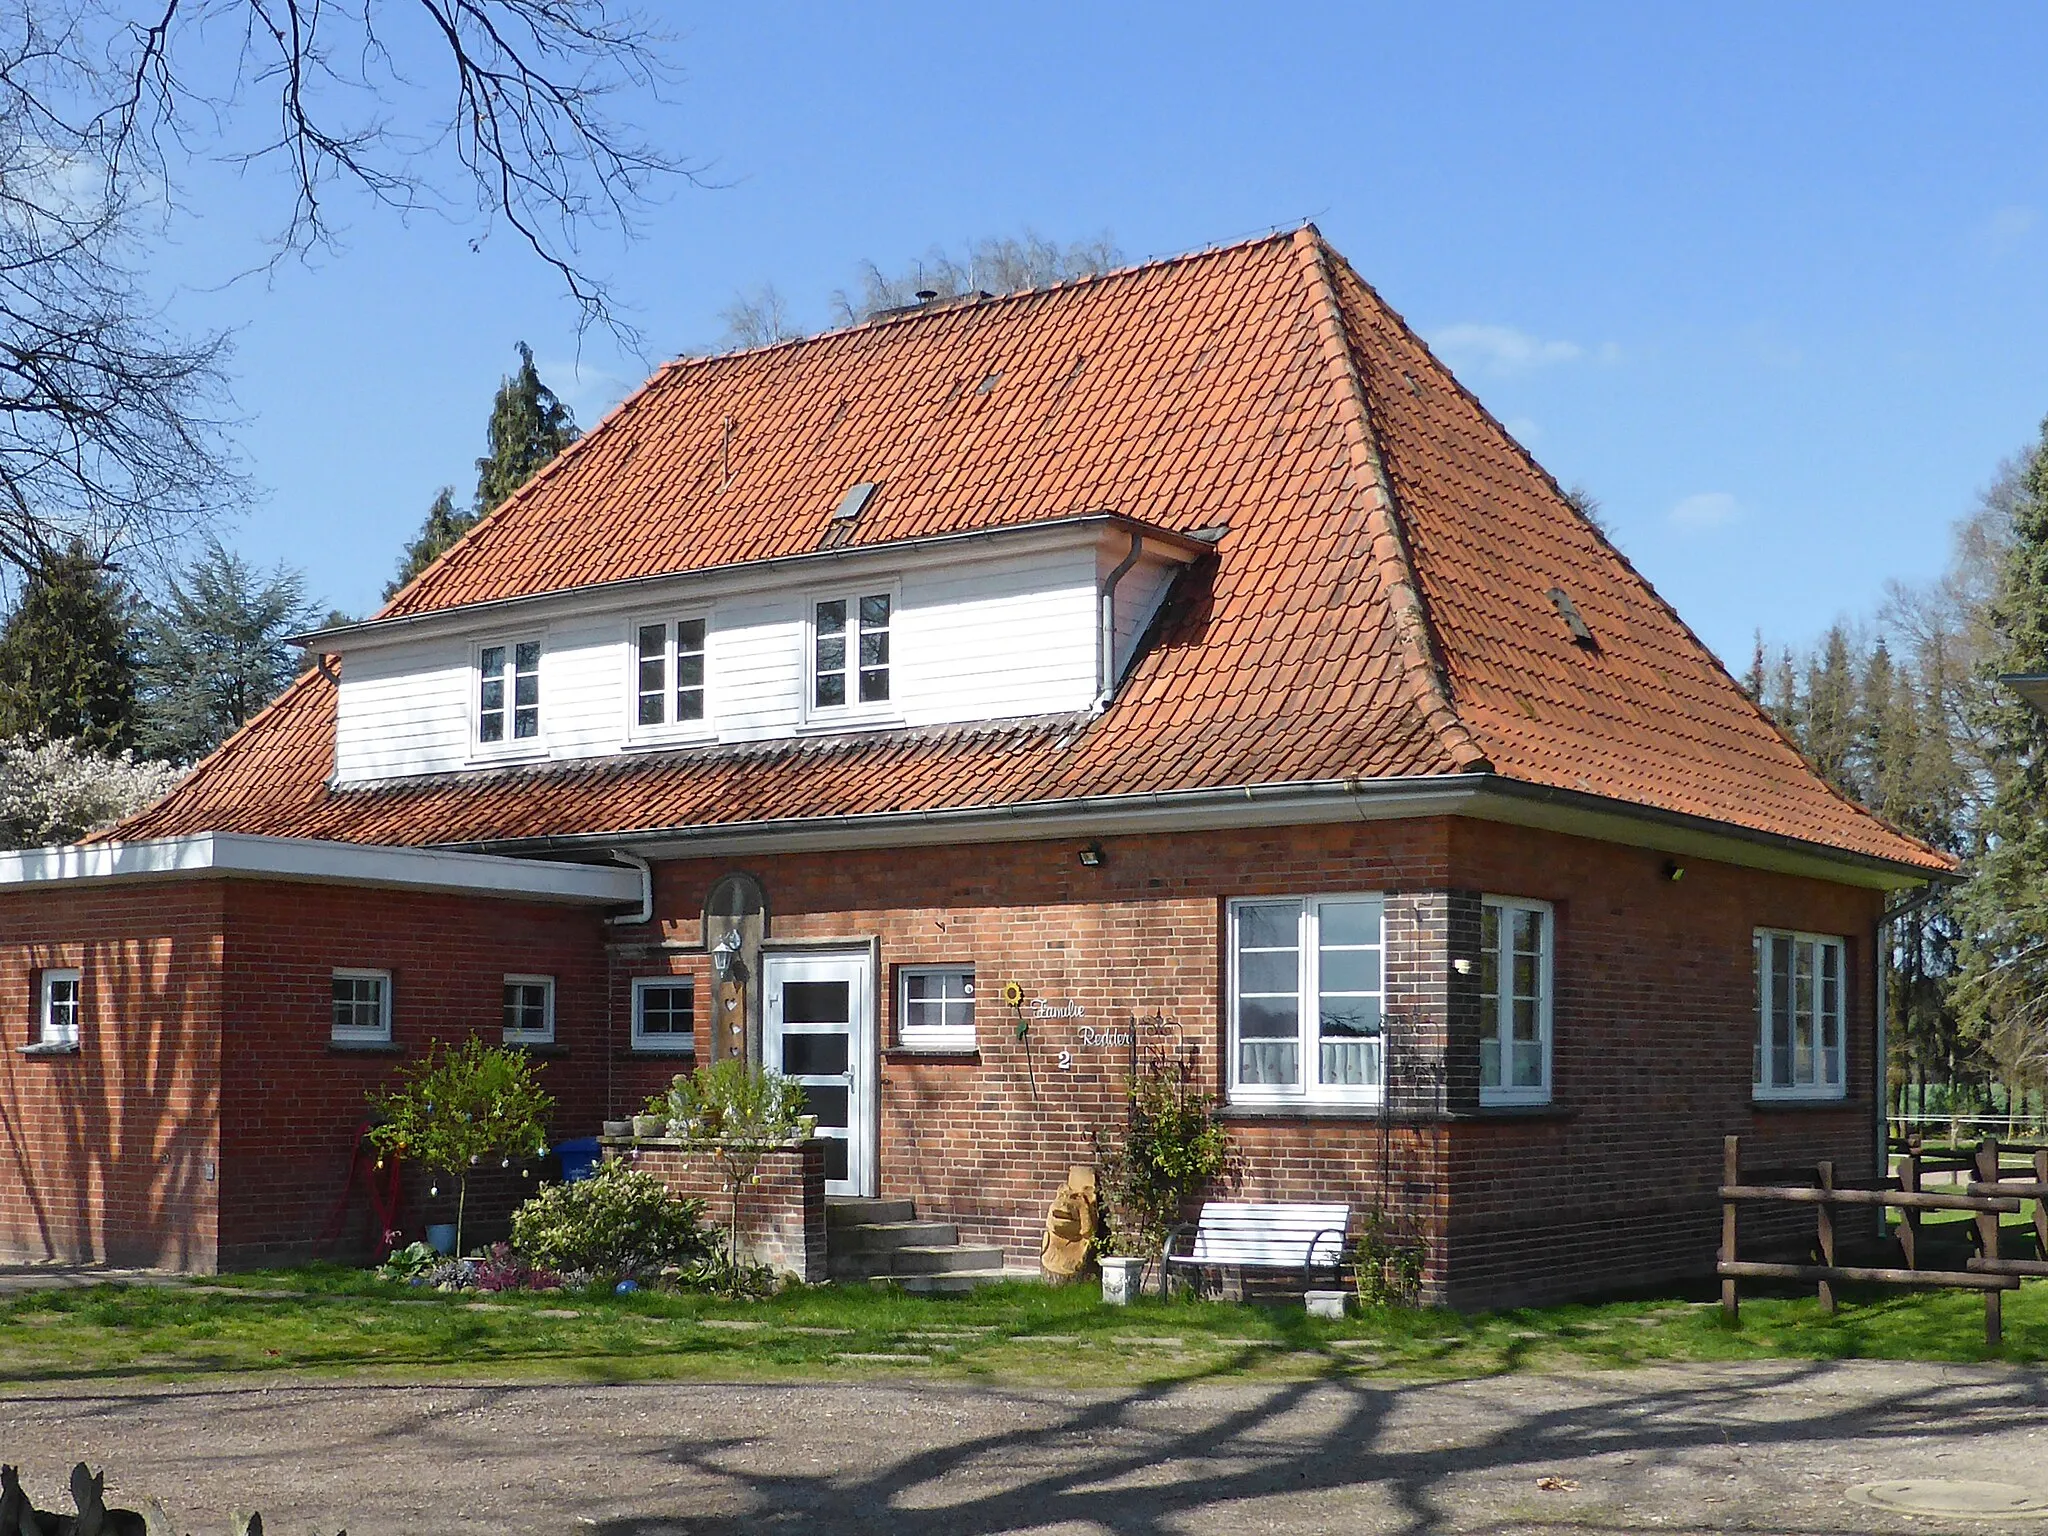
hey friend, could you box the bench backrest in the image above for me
[1185,1202,1350,1268]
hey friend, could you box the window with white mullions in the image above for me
[632,976,696,1053]
[331,969,392,1043]
[898,965,975,1051]
[635,617,708,730]
[1228,896,1385,1104]
[479,639,541,744]
[38,968,80,1048]
[1754,929,1844,1099]
[812,591,891,711]
[503,974,555,1043]
[1479,897,1552,1105]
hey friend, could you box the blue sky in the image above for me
[159,3,2048,667]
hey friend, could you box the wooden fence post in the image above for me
[1977,1138,2003,1349]
[1816,1160,1836,1315]
[1721,1135,1740,1322]
[1898,1150,1920,1270]
[2035,1149,2048,1262]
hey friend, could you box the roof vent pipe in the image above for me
[1096,531,1144,709]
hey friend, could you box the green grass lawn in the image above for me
[5,1266,2048,1389]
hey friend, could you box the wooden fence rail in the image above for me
[1717,1133,2045,1348]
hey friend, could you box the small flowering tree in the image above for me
[0,737,184,848]
[368,1039,554,1257]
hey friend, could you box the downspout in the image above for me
[1096,531,1144,709]
[605,850,654,927]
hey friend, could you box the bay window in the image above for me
[1754,929,1846,1099]
[1228,896,1383,1104]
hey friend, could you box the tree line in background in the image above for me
[1750,421,2048,1122]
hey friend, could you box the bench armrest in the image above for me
[1163,1222,1199,1264]
[1302,1227,1348,1288]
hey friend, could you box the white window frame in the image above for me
[1226,894,1385,1108]
[1754,928,1848,1102]
[331,968,393,1044]
[472,635,546,758]
[631,975,696,1054]
[37,967,80,1049]
[897,964,976,1052]
[1479,895,1553,1107]
[502,974,556,1045]
[626,611,713,742]
[803,584,899,725]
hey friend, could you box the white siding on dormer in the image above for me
[330,535,1164,785]
[1108,551,1182,688]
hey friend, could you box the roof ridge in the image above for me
[1293,227,1491,775]
[1313,245,1948,866]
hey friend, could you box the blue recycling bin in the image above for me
[555,1137,603,1183]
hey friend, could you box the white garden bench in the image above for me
[1164,1201,1350,1291]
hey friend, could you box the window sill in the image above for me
[619,1046,696,1061]
[622,732,715,753]
[17,1041,79,1057]
[328,1040,401,1055]
[884,1047,981,1064]
[1222,1103,1389,1122]
[505,1041,567,1057]
[1751,1094,1853,1111]
[793,713,905,738]
[1452,1104,1575,1123]
[466,744,550,769]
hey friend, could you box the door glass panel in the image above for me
[819,1138,849,1182]
[782,1033,850,1076]
[800,1084,849,1127]
[783,980,849,1024]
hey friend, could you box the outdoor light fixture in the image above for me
[1077,842,1105,868]
[711,927,745,983]
[1662,860,1686,883]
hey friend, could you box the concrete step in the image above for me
[881,1244,1007,1276]
[826,1198,916,1227]
[888,1268,1012,1294]
[830,1221,958,1254]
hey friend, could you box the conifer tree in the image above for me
[0,544,137,749]
[384,488,475,600]
[474,342,578,514]
[1955,416,2048,1094]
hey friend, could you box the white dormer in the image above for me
[315,514,1207,787]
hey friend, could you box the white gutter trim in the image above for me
[0,832,644,905]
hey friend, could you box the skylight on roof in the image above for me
[1547,588,1595,647]
[833,482,879,523]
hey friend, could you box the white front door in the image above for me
[763,950,875,1198]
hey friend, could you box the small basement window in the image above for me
[898,965,975,1051]
[503,974,556,1044]
[632,977,696,1054]
[332,969,392,1043]
[37,968,80,1049]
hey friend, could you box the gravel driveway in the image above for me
[7,1361,2048,1534]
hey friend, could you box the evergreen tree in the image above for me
[474,342,578,515]
[1955,416,2048,1095]
[384,487,476,600]
[0,544,137,749]
[1803,624,1862,798]
[136,542,321,762]
[1744,631,1767,701]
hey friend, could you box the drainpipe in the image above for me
[1096,531,1144,709]
[605,850,654,927]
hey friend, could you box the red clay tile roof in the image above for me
[113,229,1950,875]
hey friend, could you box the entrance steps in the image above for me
[826,1197,1010,1291]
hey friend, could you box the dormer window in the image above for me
[478,639,541,747]
[633,616,708,733]
[811,590,892,715]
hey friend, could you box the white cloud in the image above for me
[1668,491,1741,532]
[1432,323,1580,376]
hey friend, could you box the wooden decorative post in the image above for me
[1976,1138,2003,1349]
[1816,1160,1836,1315]
[1721,1134,1740,1321]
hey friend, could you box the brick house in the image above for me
[0,228,1948,1304]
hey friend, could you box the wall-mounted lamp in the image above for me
[1452,957,1473,976]
[1661,860,1686,883]
[1077,841,1106,868]
[711,927,746,983]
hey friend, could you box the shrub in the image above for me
[1353,1209,1426,1308]
[1094,1039,1234,1263]
[509,1159,710,1277]
[664,1059,806,1294]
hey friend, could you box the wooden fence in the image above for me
[1717,1133,2048,1347]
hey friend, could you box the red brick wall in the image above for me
[625,1139,826,1281]
[634,818,1887,1306]
[215,880,614,1267]
[0,882,225,1270]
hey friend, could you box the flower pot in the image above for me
[1100,1255,1146,1306]
[797,1115,818,1139]
[426,1223,457,1256]
[631,1114,667,1139]
[602,1120,632,1139]
[1305,1288,1348,1320]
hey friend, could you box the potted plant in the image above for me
[367,1039,553,1259]
[665,1058,805,1294]
[1093,1038,1234,1302]
[633,1092,670,1140]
